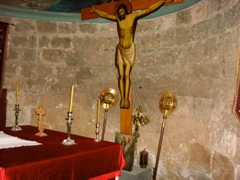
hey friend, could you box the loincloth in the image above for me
[115,43,136,66]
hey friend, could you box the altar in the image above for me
[0,126,125,180]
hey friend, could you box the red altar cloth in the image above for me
[0,126,125,180]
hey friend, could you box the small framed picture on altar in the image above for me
[115,132,137,171]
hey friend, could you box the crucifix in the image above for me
[82,0,181,134]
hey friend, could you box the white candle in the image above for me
[16,83,19,105]
[97,99,100,124]
[69,85,74,112]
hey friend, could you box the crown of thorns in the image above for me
[114,0,133,15]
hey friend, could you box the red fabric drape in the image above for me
[0,126,125,180]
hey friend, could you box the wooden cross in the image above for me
[35,104,47,137]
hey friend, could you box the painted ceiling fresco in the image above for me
[0,0,113,12]
[0,0,201,22]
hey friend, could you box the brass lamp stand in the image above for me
[98,88,118,141]
[153,92,177,180]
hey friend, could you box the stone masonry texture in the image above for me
[0,0,239,179]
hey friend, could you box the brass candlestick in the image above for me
[62,111,76,145]
[11,104,22,131]
[153,92,177,180]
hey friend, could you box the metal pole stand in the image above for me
[101,108,108,141]
[153,115,167,180]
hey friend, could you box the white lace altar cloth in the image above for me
[0,131,41,149]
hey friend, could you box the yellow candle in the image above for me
[97,99,100,124]
[16,83,18,105]
[69,85,74,112]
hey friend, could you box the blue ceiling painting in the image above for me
[0,0,201,23]
[0,0,113,12]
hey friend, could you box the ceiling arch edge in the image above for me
[0,0,201,23]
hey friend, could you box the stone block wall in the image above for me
[0,0,239,179]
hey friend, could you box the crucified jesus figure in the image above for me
[91,0,173,109]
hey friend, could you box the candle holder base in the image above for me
[35,131,48,137]
[94,123,101,142]
[62,138,77,146]
[61,111,77,146]
[11,125,22,131]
